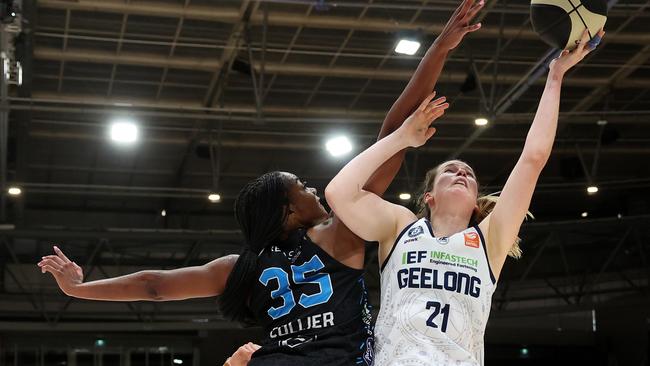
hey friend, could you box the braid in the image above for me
[218,172,290,321]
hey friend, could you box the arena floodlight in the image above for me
[110,120,139,144]
[395,39,421,55]
[326,136,353,157]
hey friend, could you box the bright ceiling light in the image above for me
[208,193,221,203]
[7,187,21,196]
[581,212,588,218]
[399,193,412,201]
[474,118,489,126]
[173,359,183,365]
[110,120,139,143]
[395,39,421,55]
[587,186,598,194]
[161,209,167,217]
[326,136,352,157]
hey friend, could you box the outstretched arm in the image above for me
[38,246,237,301]
[363,0,484,195]
[326,94,448,244]
[480,29,605,278]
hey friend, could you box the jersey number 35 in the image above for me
[259,255,334,320]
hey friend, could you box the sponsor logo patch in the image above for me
[407,226,424,238]
[464,232,480,248]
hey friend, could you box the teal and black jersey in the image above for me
[248,228,374,366]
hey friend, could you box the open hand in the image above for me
[398,92,449,148]
[435,0,484,51]
[37,246,84,296]
[550,28,605,76]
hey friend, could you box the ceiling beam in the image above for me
[16,93,650,125]
[37,0,650,45]
[571,45,650,112]
[34,47,650,88]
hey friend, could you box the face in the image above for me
[425,160,479,212]
[280,172,329,230]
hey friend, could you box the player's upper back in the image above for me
[248,228,374,365]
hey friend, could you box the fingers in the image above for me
[38,258,63,272]
[424,97,449,114]
[576,28,590,52]
[587,28,605,50]
[463,0,484,23]
[53,246,71,263]
[453,0,473,18]
[41,255,65,267]
[41,264,62,276]
[417,91,437,111]
[463,23,482,34]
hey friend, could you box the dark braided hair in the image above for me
[218,172,290,321]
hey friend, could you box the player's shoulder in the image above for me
[392,204,419,234]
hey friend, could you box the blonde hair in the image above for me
[416,161,530,259]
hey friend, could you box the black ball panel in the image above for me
[531,4,573,48]
[530,0,607,50]
[580,0,608,16]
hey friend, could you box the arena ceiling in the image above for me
[1,0,649,345]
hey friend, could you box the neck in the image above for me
[428,209,471,237]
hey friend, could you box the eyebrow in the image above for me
[445,163,475,175]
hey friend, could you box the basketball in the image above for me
[530,0,607,50]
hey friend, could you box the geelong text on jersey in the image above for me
[397,268,481,298]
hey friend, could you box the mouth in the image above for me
[453,179,468,188]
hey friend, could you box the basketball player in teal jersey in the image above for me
[326,29,605,366]
[38,1,484,364]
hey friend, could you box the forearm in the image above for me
[327,131,408,203]
[378,45,449,139]
[69,271,161,301]
[364,46,449,195]
[521,71,563,164]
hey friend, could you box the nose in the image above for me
[456,168,468,177]
[308,187,317,195]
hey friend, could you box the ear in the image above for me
[424,192,434,206]
[283,203,296,229]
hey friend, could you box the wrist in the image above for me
[548,68,565,82]
[430,39,452,54]
[391,128,412,149]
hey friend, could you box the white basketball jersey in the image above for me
[374,218,496,366]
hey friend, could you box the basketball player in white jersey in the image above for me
[325,28,605,366]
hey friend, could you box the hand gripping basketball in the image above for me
[550,28,605,76]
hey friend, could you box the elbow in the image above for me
[521,149,549,169]
[324,184,340,210]
[139,271,166,301]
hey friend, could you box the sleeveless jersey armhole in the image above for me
[380,219,419,273]
[474,224,496,284]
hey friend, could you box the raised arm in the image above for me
[326,94,448,244]
[38,246,237,301]
[363,0,483,195]
[480,29,605,278]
